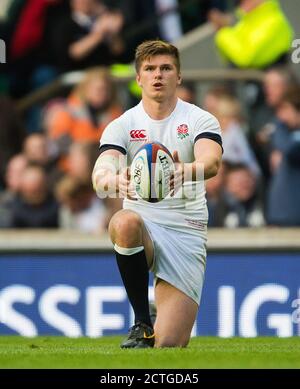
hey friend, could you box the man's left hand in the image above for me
[170,150,184,196]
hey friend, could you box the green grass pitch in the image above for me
[0,336,300,369]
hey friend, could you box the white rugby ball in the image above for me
[130,142,175,202]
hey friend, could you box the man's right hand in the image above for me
[207,9,233,30]
[118,168,137,200]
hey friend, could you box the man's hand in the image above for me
[93,11,124,37]
[208,9,233,30]
[118,167,137,200]
[170,150,184,196]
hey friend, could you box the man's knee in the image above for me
[109,210,143,245]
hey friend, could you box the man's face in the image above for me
[136,55,181,102]
[20,168,47,205]
[226,168,256,202]
[277,102,300,129]
[71,0,97,15]
[263,71,287,108]
[85,78,110,109]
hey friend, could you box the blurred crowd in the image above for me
[0,0,299,232]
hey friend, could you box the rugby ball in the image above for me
[130,142,175,202]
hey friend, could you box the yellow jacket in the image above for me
[215,0,294,68]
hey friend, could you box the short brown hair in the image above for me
[75,66,116,103]
[266,65,299,87]
[135,40,180,73]
[282,85,300,111]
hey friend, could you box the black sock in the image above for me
[115,249,152,328]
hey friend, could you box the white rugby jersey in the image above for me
[100,98,222,235]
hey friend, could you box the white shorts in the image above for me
[143,218,207,305]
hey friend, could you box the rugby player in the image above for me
[92,40,222,348]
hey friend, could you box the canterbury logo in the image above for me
[130,130,147,139]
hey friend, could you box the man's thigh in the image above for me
[154,279,198,348]
[141,220,154,268]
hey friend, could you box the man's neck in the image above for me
[142,96,178,120]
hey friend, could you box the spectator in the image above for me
[250,66,299,180]
[177,82,196,103]
[0,154,28,228]
[267,86,300,226]
[55,175,107,234]
[23,133,50,167]
[208,0,294,69]
[50,0,125,71]
[255,66,298,138]
[22,132,61,187]
[107,0,159,61]
[206,161,264,228]
[213,95,260,177]
[3,154,28,195]
[67,142,99,182]
[223,162,264,228]
[42,97,66,156]
[47,67,123,172]
[202,84,234,114]
[10,164,59,228]
[7,0,68,98]
[0,96,25,190]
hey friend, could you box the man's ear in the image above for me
[177,73,182,86]
[136,74,142,87]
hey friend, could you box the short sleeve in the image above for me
[99,117,128,155]
[191,108,223,149]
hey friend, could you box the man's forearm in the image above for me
[69,32,104,60]
[93,170,119,198]
[184,158,220,181]
[92,152,125,197]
